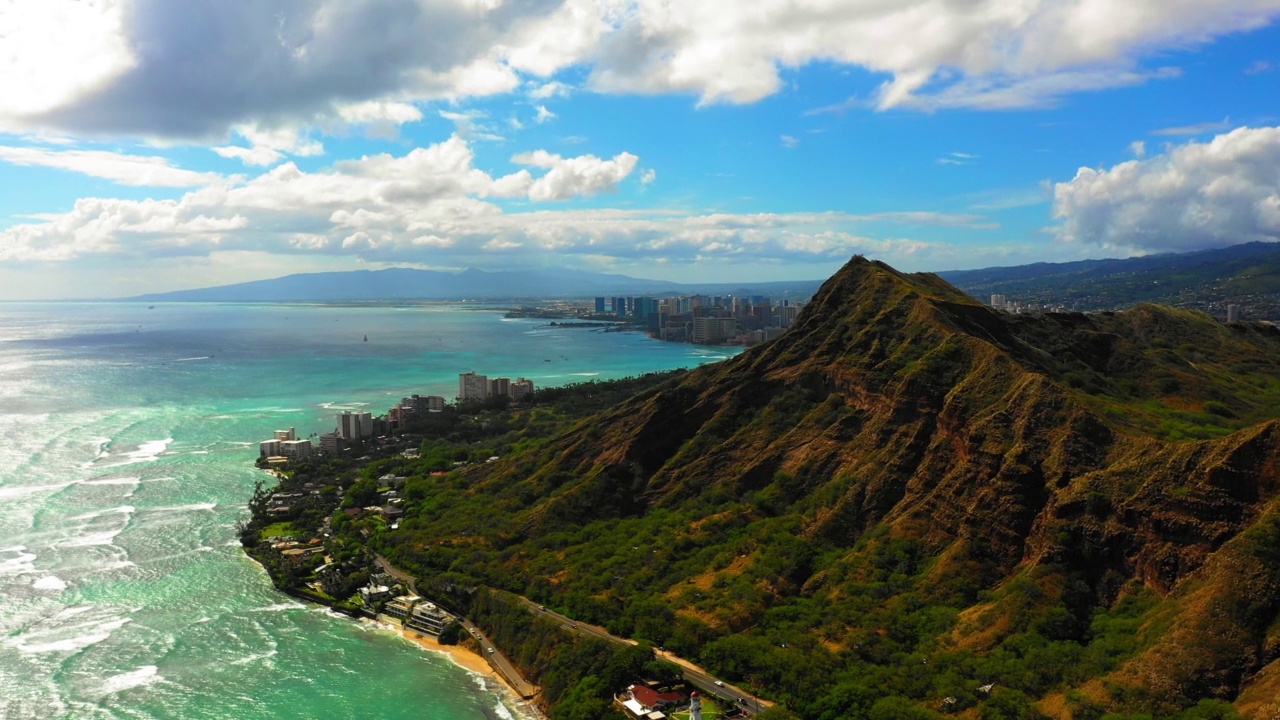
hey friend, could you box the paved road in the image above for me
[374,555,417,595]
[375,555,536,699]
[373,555,766,711]
[457,617,538,699]
[517,598,770,714]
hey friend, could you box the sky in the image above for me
[0,1,1278,299]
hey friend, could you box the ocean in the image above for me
[0,302,735,720]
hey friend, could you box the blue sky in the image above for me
[0,1,1278,298]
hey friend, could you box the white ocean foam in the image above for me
[230,647,277,666]
[98,665,160,695]
[68,505,135,522]
[173,356,212,362]
[569,372,600,377]
[143,502,216,514]
[78,437,113,468]
[128,438,173,461]
[80,477,142,487]
[9,617,131,655]
[32,575,68,591]
[85,560,136,574]
[189,450,210,455]
[54,605,96,620]
[0,482,75,500]
[492,701,516,720]
[0,547,38,576]
[91,438,174,468]
[59,529,125,549]
[249,602,305,613]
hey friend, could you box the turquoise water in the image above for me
[0,302,734,720]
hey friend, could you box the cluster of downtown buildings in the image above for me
[594,294,804,345]
[258,373,536,462]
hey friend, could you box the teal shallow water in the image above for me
[0,302,735,720]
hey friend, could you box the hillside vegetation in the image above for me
[284,257,1280,719]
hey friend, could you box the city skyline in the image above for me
[0,1,1278,299]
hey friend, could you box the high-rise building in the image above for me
[459,371,489,402]
[489,377,511,398]
[319,432,341,454]
[274,428,296,442]
[510,377,535,401]
[991,294,1006,309]
[594,296,606,313]
[259,439,281,458]
[338,411,373,440]
[280,439,313,459]
[692,317,738,344]
[1228,304,1240,322]
[779,305,799,328]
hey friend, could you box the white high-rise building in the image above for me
[990,294,1006,310]
[280,439,313,459]
[274,428,296,441]
[459,371,489,402]
[259,439,282,458]
[1228,304,1240,322]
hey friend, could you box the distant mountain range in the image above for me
[939,241,1280,316]
[129,241,1280,310]
[127,267,822,302]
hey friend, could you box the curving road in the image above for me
[516,598,770,714]
[375,555,536,699]
[374,555,768,712]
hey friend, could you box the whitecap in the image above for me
[249,602,305,613]
[9,617,131,655]
[80,477,142,487]
[32,575,67,591]
[98,665,160,695]
[173,356,212,362]
[142,502,216,514]
[569,372,600,377]
[68,505,135,521]
[0,547,37,576]
[58,529,126,549]
[492,701,515,720]
[0,482,75,500]
[230,648,277,666]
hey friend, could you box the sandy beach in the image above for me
[396,625,548,720]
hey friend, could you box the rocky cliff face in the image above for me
[418,257,1280,717]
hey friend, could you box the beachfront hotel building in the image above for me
[459,371,489,402]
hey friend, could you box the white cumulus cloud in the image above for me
[3,0,1276,141]
[1053,125,1280,252]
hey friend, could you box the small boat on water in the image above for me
[363,334,368,342]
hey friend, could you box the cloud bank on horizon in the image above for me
[0,0,1278,297]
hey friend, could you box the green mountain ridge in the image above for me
[265,256,1280,719]
[941,241,1280,317]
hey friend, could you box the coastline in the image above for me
[389,623,548,720]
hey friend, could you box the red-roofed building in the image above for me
[628,684,688,712]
